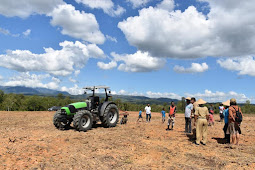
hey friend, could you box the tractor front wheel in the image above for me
[73,110,93,132]
[53,110,72,130]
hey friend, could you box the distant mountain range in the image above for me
[0,86,69,96]
[0,86,179,104]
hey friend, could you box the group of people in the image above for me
[137,97,243,146]
[137,102,177,131]
[184,97,243,146]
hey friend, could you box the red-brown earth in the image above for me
[0,111,254,169]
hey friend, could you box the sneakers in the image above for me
[195,142,200,145]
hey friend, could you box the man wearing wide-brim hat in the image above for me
[194,99,209,145]
[222,100,230,143]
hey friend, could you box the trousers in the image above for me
[185,117,191,133]
[196,119,208,144]
[146,114,151,122]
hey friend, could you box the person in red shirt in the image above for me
[166,101,176,131]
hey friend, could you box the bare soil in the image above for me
[0,111,254,169]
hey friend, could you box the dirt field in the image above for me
[0,111,254,170]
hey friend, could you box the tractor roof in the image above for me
[83,86,110,90]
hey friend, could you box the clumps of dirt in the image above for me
[0,111,255,169]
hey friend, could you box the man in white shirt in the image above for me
[185,97,193,133]
[144,104,151,122]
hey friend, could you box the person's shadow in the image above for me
[59,123,105,131]
[212,137,226,144]
[186,129,196,142]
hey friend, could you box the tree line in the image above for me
[0,90,254,114]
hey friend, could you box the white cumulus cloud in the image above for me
[118,0,255,59]
[61,84,84,95]
[217,56,255,76]
[97,61,117,70]
[146,91,182,100]
[74,70,80,77]
[0,41,105,76]
[22,29,31,36]
[126,0,151,8]
[0,0,64,18]
[174,62,209,73]
[68,77,78,83]
[49,4,105,44]
[156,0,175,12]
[111,51,166,72]
[75,0,125,17]
[0,27,20,37]
[106,35,117,42]
[185,89,250,103]
[112,89,181,99]
[3,72,60,90]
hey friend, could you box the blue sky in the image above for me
[0,0,255,103]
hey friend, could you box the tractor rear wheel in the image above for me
[53,110,72,130]
[100,104,119,128]
[73,110,93,132]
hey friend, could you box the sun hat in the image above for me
[186,97,191,100]
[230,98,236,103]
[222,100,230,106]
[196,99,207,105]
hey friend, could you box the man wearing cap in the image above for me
[194,99,209,145]
[185,97,193,133]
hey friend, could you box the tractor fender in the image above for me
[99,101,117,117]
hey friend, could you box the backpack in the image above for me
[233,106,242,123]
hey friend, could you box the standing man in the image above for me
[191,97,197,138]
[166,101,176,131]
[194,99,209,145]
[185,97,193,133]
[144,104,151,122]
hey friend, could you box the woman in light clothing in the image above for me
[194,99,209,145]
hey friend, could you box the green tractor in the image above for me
[53,86,119,132]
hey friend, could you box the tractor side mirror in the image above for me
[109,90,111,94]
[84,91,87,94]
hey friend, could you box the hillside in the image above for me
[0,86,69,96]
[0,86,179,105]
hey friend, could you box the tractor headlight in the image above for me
[61,109,66,115]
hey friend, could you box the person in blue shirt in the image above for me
[137,109,143,122]
[161,108,166,123]
[222,100,230,143]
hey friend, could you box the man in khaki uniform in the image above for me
[194,99,209,145]
[191,97,198,138]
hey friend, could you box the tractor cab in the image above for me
[83,86,112,110]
